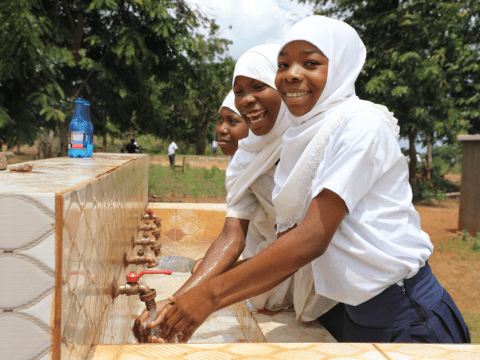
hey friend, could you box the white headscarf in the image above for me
[219,90,241,116]
[273,16,400,233]
[225,44,290,209]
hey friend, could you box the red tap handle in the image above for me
[126,270,172,282]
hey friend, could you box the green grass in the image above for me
[93,134,229,157]
[462,310,480,343]
[438,230,480,257]
[148,163,226,198]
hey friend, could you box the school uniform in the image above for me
[273,15,470,343]
[226,44,337,324]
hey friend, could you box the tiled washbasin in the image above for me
[0,154,149,360]
[87,202,480,360]
[119,203,334,345]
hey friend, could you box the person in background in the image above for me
[126,138,139,153]
[120,148,125,153]
[168,139,178,168]
[211,138,219,157]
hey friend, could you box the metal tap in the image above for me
[133,233,157,247]
[142,209,161,228]
[132,233,162,258]
[138,221,158,233]
[112,270,172,311]
[124,249,159,268]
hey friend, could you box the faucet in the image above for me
[142,208,161,228]
[124,249,159,268]
[133,233,157,247]
[138,222,160,233]
[137,209,163,257]
[112,270,172,311]
[132,232,162,258]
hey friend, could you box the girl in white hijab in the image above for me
[154,44,336,344]
[157,16,469,344]
[215,90,250,158]
[270,15,469,343]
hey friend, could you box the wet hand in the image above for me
[136,298,174,324]
[132,318,150,343]
[191,258,203,274]
[158,285,221,343]
[132,298,175,343]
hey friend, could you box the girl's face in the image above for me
[215,107,249,156]
[275,40,329,116]
[233,76,282,136]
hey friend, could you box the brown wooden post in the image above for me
[457,135,480,235]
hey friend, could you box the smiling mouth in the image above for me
[244,110,267,124]
[285,91,310,98]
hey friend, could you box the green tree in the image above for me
[298,0,480,184]
[0,0,232,156]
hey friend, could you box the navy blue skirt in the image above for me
[344,262,471,343]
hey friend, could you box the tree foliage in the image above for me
[298,0,480,183]
[0,0,233,155]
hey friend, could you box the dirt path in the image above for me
[415,201,480,315]
[150,155,229,170]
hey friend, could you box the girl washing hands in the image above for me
[155,15,470,343]
[142,43,338,343]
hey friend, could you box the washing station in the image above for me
[1,154,479,360]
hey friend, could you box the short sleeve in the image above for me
[311,114,390,213]
[227,187,259,220]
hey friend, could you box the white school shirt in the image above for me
[168,142,178,155]
[300,113,433,306]
[227,165,337,320]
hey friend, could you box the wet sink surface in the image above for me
[127,272,248,344]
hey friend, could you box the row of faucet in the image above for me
[124,209,163,268]
[113,209,172,315]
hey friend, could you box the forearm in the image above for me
[173,218,248,297]
[209,189,347,305]
[209,227,317,305]
[216,274,292,310]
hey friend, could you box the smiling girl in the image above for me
[215,90,249,157]
[156,16,470,344]
[150,44,338,343]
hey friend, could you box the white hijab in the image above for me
[273,16,400,233]
[225,44,290,209]
[219,90,241,116]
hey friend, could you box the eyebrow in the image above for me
[279,49,325,57]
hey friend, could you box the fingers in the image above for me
[132,318,150,343]
[178,323,200,344]
[148,335,168,343]
[165,317,192,343]
[138,309,151,323]
[148,297,176,329]
[191,258,203,274]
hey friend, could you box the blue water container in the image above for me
[83,100,94,157]
[68,98,89,158]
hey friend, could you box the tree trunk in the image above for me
[424,135,433,183]
[102,132,107,152]
[408,131,417,185]
[193,104,207,155]
[58,120,69,156]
